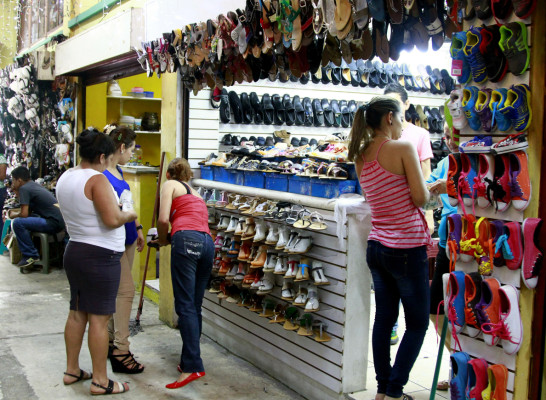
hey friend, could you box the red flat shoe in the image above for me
[165,372,205,389]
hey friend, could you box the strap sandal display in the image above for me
[321,163,348,180]
[311,261,330,285]
[304,287,320,312]
[313,320,331,342]
[90,379,129,395]
[253,200,273,216]
[294,257,311,281]
[293,285,308,306]
[249,293,264,312]
[308,211,328,230]
[297,313,314,336]
[278,160,294,174]
[293,209,312,228]
[283,306,300,331]
[258,298,276,316]
[269,303,288,324]
[281,280,295,300]
[237,289,251,306]
[286,204,305,224]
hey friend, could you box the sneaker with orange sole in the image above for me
[459,214,477,263]
[476,278,501,346]
[522,218,544,289]
[508,150,530,211]
[447,214,462,270]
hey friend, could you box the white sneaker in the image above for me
[253,220,267,242]
[290,236,313,254]
[305,286,320,312]
[274,255,288,275]
[265,224,279,244]
[311,261,329,285]
[498,285,522,355]
[275,227,291,250]
[263,251,277,272]
[225,216,238,233]
[258,274,274,294]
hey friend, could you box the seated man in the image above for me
[8,166,65,269]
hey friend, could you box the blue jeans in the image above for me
[12,217,58,259]
[171,230,214,373]
[367,240,429,398]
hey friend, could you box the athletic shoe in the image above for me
[482,364,508,400]
[462,86,482,131]
[522,218,544,289]
[447,271,467,335]
[390,328,399,345]
[459,135,493,153]
[472,0,492,19]
[474,154,495,209]
[475,89,496,132]
[491,132,528,154]
[463,28,488,84]
[447,214,462,268]
[490,89,512,132]
[479,24,508,83]
[459,214,477,263]
[495,285,523,355]
[504,221,523,270]
[508,151,531,211]
[500,84,532,132]
[490,220,507,268]
[447,153,462,206]
[499,22,530,76]
[466,358,489,400]
[17,257,37,269]
[450,31,471,84]
[489,154,512,212]
[475,217,494,276]
[476,277,501,346]
[448,90,468,129]
[450,352,471,400]
[464,272,483,337]
[458,153,478,207]
[511,0,537,19]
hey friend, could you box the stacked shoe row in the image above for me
[405,104,445,134]
[446,150,530,214]
[430,139,450,172]
[218,90,359,128]
[449,351,509,400]
[444,271,523,355]
[448,85,532,133]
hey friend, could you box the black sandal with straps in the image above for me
[108,351,145,374]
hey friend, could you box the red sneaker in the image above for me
[474,154,494,210]
[447,153,462,206]
[508,151,531,211]
[466,358,489,400]
[504,222,523,270]
[522,218,543,289]
[459,214,477,263]
[511,0,537,19]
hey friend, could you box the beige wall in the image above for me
[0,2,18,68]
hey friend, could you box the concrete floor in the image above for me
[0,254,450,400]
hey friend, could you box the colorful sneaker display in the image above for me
[447,271,467,335]
[479,24,508,83]
[500,84,532,132]
[459,135,493,153]
[447,214,463,268]
[475,217,494,276]
[504,221,523,270]
[460,214,477,263]
[488,154,511,212]
[522,218,543,289]
[450,31,471,84]
[466,358,489,400]
[482,364,508,400]
[489,89,512,132]
[464,272,483,337]
[512,0,537,19]
[491,132,528,154]
[447,153,462,206]
[499,21,530,75]
[463,28,488,83]
[474,154,495,209]
[508,151,531,211]
[476,277,501,346]
[450,352,471,400]
[458,153,478,207]
[475,89,496,132]
[448,89,468,129]
[490,220,507,268]
[462,86,482,131]
[498,285,523,355]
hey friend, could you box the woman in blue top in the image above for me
[103,125,145,373]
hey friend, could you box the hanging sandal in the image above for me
[90,379,129,395]
[108,351,144,374]
[63,369,92,385]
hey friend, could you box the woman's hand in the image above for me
[136,229,145,252]
[428,179,447,196]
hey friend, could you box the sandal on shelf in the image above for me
[108,351,145,374]
[90,379,129,395]
[278,160,294,174]
[283,306,300,331]
[308,211,328,230]
[297,313,314,336]
[321,164,348,180]
[269,303,287,324]
[313,320,331,342]
[63,369,92,385]
[286,204,305,224]
[293,209,312,228]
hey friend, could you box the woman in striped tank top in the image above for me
[348,97,433,400]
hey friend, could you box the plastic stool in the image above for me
[31,231,65,274]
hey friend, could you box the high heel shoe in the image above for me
[108,350,145,374]
[165,371,205,389]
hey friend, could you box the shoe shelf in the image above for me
[106,95,162,101]
[134,130,161,135]
[194,179,372,399]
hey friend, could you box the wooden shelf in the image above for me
[107,95,162,101]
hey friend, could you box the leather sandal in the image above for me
[90,379,129,395]
[109,350,144,374]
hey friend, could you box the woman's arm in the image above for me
[87,174,137,228]
[0,163,7,181]
[156,180,175,246]
[400,142,430,208]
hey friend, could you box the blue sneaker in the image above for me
[475,88,495,132]
[459,135,493,154]
[490,89,512,132]
[450,31,471,84]
[500,84,532,132]
[450,351,471,400]
[447,271,466,334]
[463,27,488,84]
[462,86,482,131]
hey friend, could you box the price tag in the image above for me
[451,60,463,77]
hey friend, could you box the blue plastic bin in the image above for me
[212,166,231,183]
[288,175,312,195]
[200,165,213,180]
[311,178,357,198]
[265,173,288,192]
[227,170,244,185]
[244,171,265,188]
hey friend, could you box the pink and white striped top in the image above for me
[359,140,432,249]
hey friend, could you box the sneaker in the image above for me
[489,89,512,132]
[522,218,543,289]
[447,153,462,206]
[508,151,531,211]
[17,257,37,269]
[390,328,399,345]
[466,358,489,400]
[459,214,477,263]
[450,31,471,84]
[447,214,462,268]
[491,132,528,154]
[475,217,494,276]
[464,272,483,337]
[459,134,493,153]
[450,351,471,400]
[504,221,523,270]
[472,0,492,19]
[457,153,478,207]
[479,24,508,83]
[482,364,508,400]
[476,277,501,346]
[463,27,488,84]
[490,220,507,268]
[500,84,532,132]
[511,0,537,19]
[474,154,495,209]
[497,285,523,354]
[447,90,468,129]
[499,22,530,76]
[489,154,512,212]
[447,271,466,335]
[462,86,482,131]
[475,89,496,132]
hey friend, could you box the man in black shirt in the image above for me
[8,166,65,269]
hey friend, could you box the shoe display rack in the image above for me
[193,178,372,400]
[444,6,537,400]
